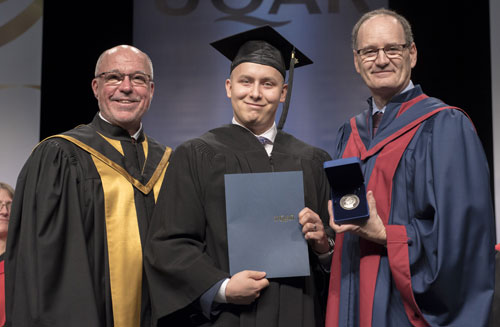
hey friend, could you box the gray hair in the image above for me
[352,8,414,50]
[0,182,14,198]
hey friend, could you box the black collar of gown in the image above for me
[90,113,145,143]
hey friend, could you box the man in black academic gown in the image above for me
[145,26,334,327]
[5,45,172,327]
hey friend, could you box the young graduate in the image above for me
[145,26,334,327]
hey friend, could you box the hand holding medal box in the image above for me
[323,157,369,223]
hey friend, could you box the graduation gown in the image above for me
[145,124,332,327]
[326,86,495,326]
[0,254,5,326]
[5,114,171,327]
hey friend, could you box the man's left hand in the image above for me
[329,190,387,245]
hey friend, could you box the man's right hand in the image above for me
[225,270,270,305]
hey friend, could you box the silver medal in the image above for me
[340,194,360,210]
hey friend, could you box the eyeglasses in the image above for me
[0,201,12,211]
[356,43,409,61]
[95,71,152,86]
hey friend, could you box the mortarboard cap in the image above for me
[210,25,313,130]
[210,25,312,78]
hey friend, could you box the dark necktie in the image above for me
[372,111,384,137]
[257,136,273,145]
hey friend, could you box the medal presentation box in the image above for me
[324,157,369,223]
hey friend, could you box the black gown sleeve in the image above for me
[5,140,103,327]
[145,140,229,324]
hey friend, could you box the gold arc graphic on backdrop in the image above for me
[0,84,40,90]
[0,0,43,47]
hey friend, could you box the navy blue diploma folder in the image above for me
[224,171,310,278]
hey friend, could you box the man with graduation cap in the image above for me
[145,26,334,326]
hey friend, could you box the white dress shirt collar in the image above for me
[98,112,143,140]
[371,80,415,115]
[232,118,277,156]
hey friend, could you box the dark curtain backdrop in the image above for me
[39,1,133,137]
[40,0,492,182]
